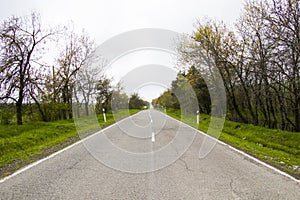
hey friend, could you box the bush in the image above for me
[0,104,15,125]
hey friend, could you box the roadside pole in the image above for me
[103,108,106,123]
[196,110,199,124]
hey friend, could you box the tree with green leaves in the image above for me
[129,93,147,110]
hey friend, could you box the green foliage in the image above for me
[185,66,211,114]
[154,69,211,115]
[153,89,179,109]
[95,78,113,113]
[178,0,300,131]
[129,93,147,109]
[0,104,15,125]
[110,90,129,112]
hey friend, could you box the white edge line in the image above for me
[0,111,143,183]
[162,112,300,183]
[2,110,299,184]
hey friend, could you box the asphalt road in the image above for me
[0,109,299,199]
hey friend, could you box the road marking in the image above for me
[149,109,155,142]
[151,132,155,142]
[0,111,142,183]
[1,110,299,184]
[162,113,300,183]
[148,109,153,123]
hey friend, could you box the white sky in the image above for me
[0,0,245,101]
[0,0,245,42]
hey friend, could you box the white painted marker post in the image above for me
[151,132,155,142]
[196,110,199,124]
[102,108,106,123]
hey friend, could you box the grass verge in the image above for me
[165,108,300,179]
[0,109,141,178]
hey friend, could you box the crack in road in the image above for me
[179,158,193,172]
[66,159,82,170]
[1,110,300,199]
[229,178,242,199]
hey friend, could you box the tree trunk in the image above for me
[62,86,68,120]
[294,95,300,132]
[30,93,48,122]
[16,98,23,125]
[85,102,89,116]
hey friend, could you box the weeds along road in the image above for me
[0,109,299,199]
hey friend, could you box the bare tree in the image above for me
[0,12,56,125]
[56,28,96,119]
[75,57,106,116]
[238,0,300,131]
[267,0,300,131]
[177,0,299,131]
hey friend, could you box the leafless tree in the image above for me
[74,57,107,116]
[0,12,56,125]
[177,0,299,131]
[56,28,96,119]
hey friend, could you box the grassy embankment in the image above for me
[0,109,140,178]
[165,108,300,179]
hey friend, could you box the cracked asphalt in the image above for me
[0,109,299,199]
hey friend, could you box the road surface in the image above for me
[0,109,299,199]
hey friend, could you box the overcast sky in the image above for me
[0,0,245,101]
[0,0,245,41]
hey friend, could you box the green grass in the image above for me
[2,108,299,179]
[165,108,300,179]
[0,109,141,178]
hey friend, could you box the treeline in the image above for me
[156,0,300,132]
[0,12,146,125]
[153,66,210,114]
